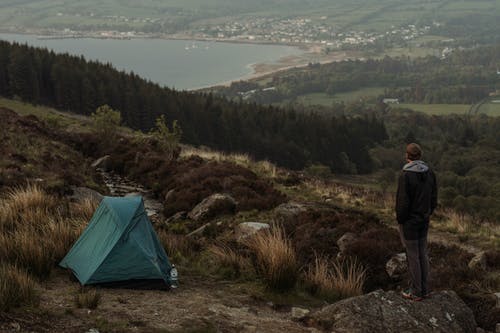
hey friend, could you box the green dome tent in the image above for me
[60,196,173,289]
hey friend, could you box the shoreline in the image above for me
[0,29,351,92]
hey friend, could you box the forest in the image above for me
[0,40,387,173]
[217,44,500,105]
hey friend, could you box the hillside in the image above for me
[0,99,499,332]
[0,0,498,44]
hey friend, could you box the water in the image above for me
[0,33,302,90]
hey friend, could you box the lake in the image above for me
[0,33,302,90]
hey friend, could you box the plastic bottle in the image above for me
[170,265,178,289]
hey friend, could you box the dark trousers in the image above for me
[399,225,429,297]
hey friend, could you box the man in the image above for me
[396,143,437,301]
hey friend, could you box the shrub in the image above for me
[304,256,366,301]
[74,287,101,309]
[91,105,121,140]
[244,226,298,291]
[0,264,38,311]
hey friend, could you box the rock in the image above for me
[468,252,487,270]
[291,307,310,321]
[166,211,187,224]
[495,292,500,309]
[274,202,307,226]
[386,253,407,279]
[164,189,176,203]
[309,290,476,333]
[188,193,237,221]
[497,323,500,333]
[91,155,110,170]
[70,186,103,203]
[187,223,210,237]
[235,222,270,240]
[475,328,485,333]
[337,232,357,252]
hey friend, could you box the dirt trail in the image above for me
[20,271,317,333]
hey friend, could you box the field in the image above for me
[477,100,500,117]
[0,0,497,34]
[395,103,471,116]
[289,87,385,107]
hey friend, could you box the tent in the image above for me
[60,196,173,289]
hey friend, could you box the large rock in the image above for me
[337,232,357,252]
[386,252,407,279]
[309,290,476,333]
[70,186,103,203]
[188,193,237,221]
[273,202,307,226]
[235,222,270,240]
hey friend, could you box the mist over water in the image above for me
[0,33,301,90]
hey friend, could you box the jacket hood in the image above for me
[403,160,429,173]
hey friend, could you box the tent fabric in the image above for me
[60,196,172,287]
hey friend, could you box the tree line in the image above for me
[0,40,387,173]
[218,44,499,105]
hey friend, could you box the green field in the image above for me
[0,0,497,34]
[477,100,500,117]
[396,103,471,115]
[287,87,385,107]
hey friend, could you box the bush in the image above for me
[244,226,298,291]
[91,105,121,140]
[0,264,38,311]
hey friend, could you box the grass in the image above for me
[304,256,366,301]
[477,100,500,117]
[243,225,298,291]
[0,185,91,280]
[74,287,101,310]
[208,243,252,278]
[395,103,471,115]
[0,264,39,312]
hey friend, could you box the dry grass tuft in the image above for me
[208,243,251,278]
[74,287,101,309]
[304,256,366,301]
[157,230,194,260]
[70,198,100,220]
[244,225,298,291]
[0,264,38,311]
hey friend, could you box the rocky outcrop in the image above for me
[309,290,476,333]
[386,252,407,279]
[188,193,237,221]
[70,186,103,203]
[235,222,270,240]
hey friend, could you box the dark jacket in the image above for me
[396,160,437,239]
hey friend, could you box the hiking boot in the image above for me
[402,289,423,301]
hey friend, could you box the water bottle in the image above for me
[170,265,178,289]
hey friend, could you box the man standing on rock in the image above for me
[396,143,437,301]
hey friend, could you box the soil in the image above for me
[1,271,319,333]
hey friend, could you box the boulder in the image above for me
[386,253,407,279]
[495,292,500,309]
[235,222,270,240]
[290,307,310,321]
[164,189,176,203]
[273,202,307,225]
[70,186,103,203]
[91,155,111,170]
[468,252,487,270]
[309,290,476,333]
[187,193,237,221]
[496,323,500,333]
[337,232,357,252]
[165,211,187,224]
